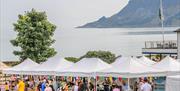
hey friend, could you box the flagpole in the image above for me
[160,0,165,48]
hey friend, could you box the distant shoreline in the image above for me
[76,26,180,29]
[125,31,175,35]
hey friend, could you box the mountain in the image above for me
[78,0,180,28]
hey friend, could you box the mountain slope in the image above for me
[78,0,180,28]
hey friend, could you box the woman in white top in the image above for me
[72,82,79,91]
[140,79,152,91]
[45,84,52,91]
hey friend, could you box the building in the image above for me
[175,28,180,59]
[142,40,177,60]
[142,29,180,60]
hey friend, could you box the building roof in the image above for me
[174,28,180,32]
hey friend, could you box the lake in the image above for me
[0,27,178,61]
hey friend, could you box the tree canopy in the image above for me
[79,50,116,64]
[11,9,57,63]
[65,57,80,63]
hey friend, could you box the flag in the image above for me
[100,77,105,81]
[112,77,116,81]
[159,0,164,21]
[159,8,164,21]
[109,76,113,83]
[118,77,122,81]
[96,76,99,80]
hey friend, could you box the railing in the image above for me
[144,40,177,49]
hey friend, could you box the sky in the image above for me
[0,0,129,61]
[1,0,129,28]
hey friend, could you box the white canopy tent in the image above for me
[97,57,165,78]
[177,59,180,62]
[151,56,180,75]
[28,57,74,75]
[56,58,111,77]
[135,56,156,66]
[0,62,9,71]
[3,59,39,74]
[165,75,180,91]
[96,57,165,91]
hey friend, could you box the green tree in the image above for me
[80,50,116,64]
[11,9,57,63]
[65,57,80,63]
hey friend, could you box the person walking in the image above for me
[138,78,144,91]
[48,79,55,91]
[72,82,79,91]
[41,79,46,91]
[5,82,10,91]
[103,78,110,91]
[17,78,25,91]
[140,79,152,91]
[112,85,120,91]
[45,84,52,91]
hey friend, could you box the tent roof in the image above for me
[3,59,39,74]
[57,58,111,77]
[167,75,180,79]
[136,56,156,66]
[0,62,9,71]
[177,59,180,62]
[25,57,74,75]
[97,57,163,77]
[35,57,74,71]
[111,57,125,66]
[152,56,180,72]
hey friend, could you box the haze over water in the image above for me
[1,27,177,61]
[54,27,177,57]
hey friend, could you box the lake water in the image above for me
[53,27,177,57]
[0,27,178,61]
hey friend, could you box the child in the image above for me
[5,82,9,91]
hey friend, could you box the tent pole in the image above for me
[55,75,57,91]
[5,74,7,82]
[95,76,96,91]
[165,77,167,91]
[128,78,130,91]
[94,76,97,91]
[96,77,97,91]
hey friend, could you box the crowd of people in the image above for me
[1,76,156,91]
[1,76,95,91]
[97,77,154,91]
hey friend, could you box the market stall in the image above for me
[3,59,39,75]
[166,75,180,91]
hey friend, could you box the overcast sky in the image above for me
[1,0,129,28]
[0,0,129,61]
